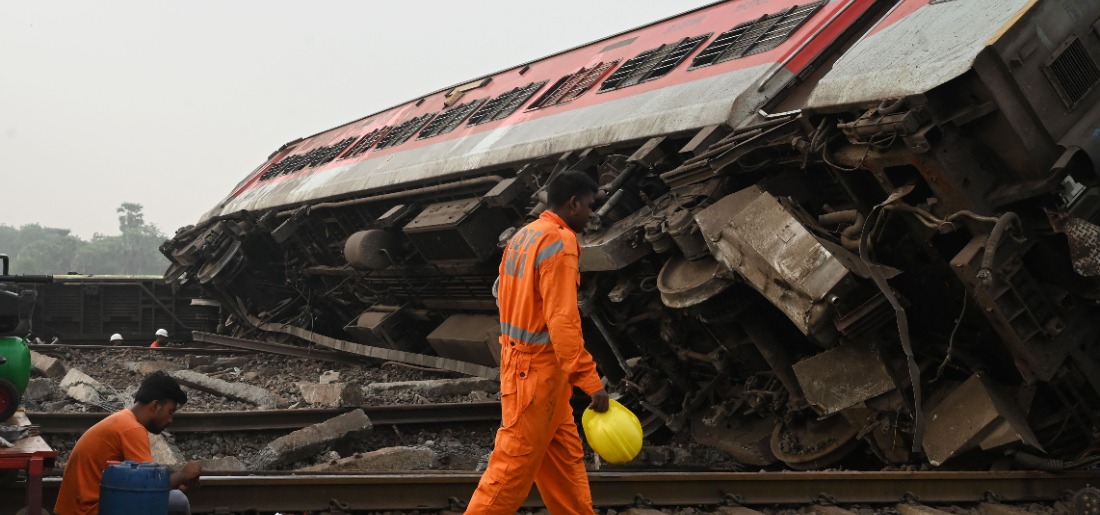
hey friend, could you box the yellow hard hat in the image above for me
[582,398,643,464]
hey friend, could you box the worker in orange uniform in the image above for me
[150,328,169,348]
[55,371,201,515]
[466,170,610,514]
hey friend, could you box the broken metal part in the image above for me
[950,236,1068,382]
[1047,211,1100,277]
[695,184,858,344]
[403,198,510,264]
[922,373,1043,467]
[425,314,501,367]
[792,341,897,415]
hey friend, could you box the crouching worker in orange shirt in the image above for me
[466,170,610,514]
[55,370,202,515]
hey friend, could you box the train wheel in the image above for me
[770,412,860,470]
[0,378,19,422]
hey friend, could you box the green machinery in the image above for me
[0,255,51,421]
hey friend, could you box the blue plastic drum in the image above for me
[99,461,169,515]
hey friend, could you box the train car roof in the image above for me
[807,0,1036,109]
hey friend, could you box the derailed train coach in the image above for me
[163,0,1100,470]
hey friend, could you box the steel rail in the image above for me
[190,331,360,363]
[4,471,1096,513]
[28,344,251,355]
[28,402,502,433]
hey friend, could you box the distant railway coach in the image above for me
[163,0,1100,470]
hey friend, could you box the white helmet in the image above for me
[110,333,123,342]
[155,328,169,338]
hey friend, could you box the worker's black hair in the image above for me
[547,170,598,209]
[134,370,187,406]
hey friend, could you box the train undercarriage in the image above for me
[164,87,1100,471]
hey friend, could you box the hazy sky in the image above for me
[1,1,714,240]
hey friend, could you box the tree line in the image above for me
[0,203,170,276]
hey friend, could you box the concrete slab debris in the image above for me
[198,456,248,472]
[251,409,372,469]
[923,373,1042,466]
[60,368,123,409]
[169,370,283,409]
[123,361,182,376]
[297,446,437,472]
[364,377,499,398]
[29,351,66,378]
[296,382,364,407]
[149,433,186,468]
[896,505,953,515]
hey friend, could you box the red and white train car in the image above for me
[166,0,1100,470]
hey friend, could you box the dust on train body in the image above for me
[162,0,1100,470]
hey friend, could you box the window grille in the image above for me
[376,114,436,150]
[530,61,619,109]
[690,1,825,69]
[417,99,486,139]
[341,127,392,160]
[467,81,547,126]
[599,34,710,92]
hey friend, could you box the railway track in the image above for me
[28,402,502,433]
[4,470,1097,513]
[28,344,253,356]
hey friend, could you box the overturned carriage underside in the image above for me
[163,0,1100,470]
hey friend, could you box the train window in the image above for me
[690,1,825,69]
[467,81,548,126]
[417,99,487,139]
[598,34,711,93]
[375,114,436,150]
[1044,36,1100,109]
[341,127,392,160]
[528,61,620,110]
[259,137,357,181]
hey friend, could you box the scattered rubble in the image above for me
[296,382,363,407]
[29,350,66,378]
[364,377,499,399]
[297,445,438,472]
[123,360,181,376]
[60,368,125,410]
[251,409,373,469]
[169,369,285,409]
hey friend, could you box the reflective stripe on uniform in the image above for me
[500,321,551,345]
[535,240,564,267]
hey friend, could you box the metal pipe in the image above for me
[738,312,806,409]
[977,212,1022,285]
[301,175,504,214]
[589,311,633,374]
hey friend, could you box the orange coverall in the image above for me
[466,210,604,514]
